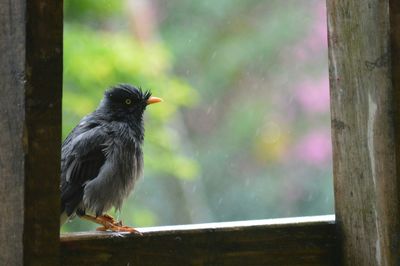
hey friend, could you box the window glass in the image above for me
[62,0,331,232]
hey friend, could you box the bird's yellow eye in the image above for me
[125,99,132,105]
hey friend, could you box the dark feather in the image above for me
[61,146,106,216]
[60,121,108,216]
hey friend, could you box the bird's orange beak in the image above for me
[146,96,163,105]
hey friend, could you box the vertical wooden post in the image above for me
[0,0,62,265]
[327,0,400,265]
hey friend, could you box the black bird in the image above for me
[60,84,162,232]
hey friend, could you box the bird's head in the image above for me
[99,84,162,122]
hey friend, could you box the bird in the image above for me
[60,84,162,233]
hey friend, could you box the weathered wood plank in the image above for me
[327,0,400,265]
[61,215,337,266]
[0,1,26,264]
[0,0,62,265]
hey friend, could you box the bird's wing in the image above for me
[61,126,110,216]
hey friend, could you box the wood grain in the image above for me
[0,0,63,265]
[0,1,26,264]
[61,215,337,266]
[327,0,400,265]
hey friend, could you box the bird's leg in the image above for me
[81,214,141,234]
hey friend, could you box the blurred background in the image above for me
[62,0,332,232]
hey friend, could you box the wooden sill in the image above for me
[60,215,337,266]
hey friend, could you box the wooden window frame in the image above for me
[1,0,399,265]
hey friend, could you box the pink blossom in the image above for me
[295,78,330,113]
[295,130,332,165]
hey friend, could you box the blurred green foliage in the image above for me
[62,0,333,232]
[64,0,122,21]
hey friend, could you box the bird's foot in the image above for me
[95,214,141,234]
[96,224,141,234]
[81,213,141,234]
